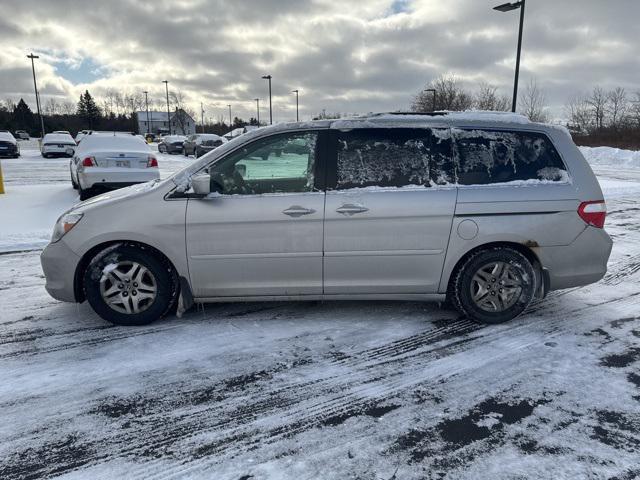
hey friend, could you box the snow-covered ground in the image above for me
[0,143,639,479]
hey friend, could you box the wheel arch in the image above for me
[73,240,180,303]
[444,241,545,300]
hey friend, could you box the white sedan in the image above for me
[69,134,160,200]
[41,133,76,158]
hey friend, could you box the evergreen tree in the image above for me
[12,98,36,132]
[77,90,101,128]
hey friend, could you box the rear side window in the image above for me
[452,129,568,185]
[335,128,453,189]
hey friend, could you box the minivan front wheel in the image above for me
[83,245,178,326]
[452,247,536,324]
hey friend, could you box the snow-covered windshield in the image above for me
[43,133,75,144]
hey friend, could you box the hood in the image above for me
[71,179,166,214]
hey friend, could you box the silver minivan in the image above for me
[41,112,612,326]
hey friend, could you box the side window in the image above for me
[335,128,454,189]
[452,129,569,185]
[208,131,318,195]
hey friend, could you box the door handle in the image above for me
[283,206,316,217]
[336,204,369,215]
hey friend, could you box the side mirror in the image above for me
[191,174,211,196]
[65,147,75,156]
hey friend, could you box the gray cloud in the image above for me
[0,0,638,120]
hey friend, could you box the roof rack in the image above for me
[380,111,448,116]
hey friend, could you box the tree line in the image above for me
[411,74,640,149]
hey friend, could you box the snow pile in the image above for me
[580,146,640,170]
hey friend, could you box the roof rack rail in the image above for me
[368,111,448,117]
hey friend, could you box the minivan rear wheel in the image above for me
[83,245,178,326]
[451,247,536,324]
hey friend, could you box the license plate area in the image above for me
[116,160,130,167]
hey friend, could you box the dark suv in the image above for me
[182,134,226,158]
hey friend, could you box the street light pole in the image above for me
[494,0,526,113]
[201,102,205,133]
[162,80,171,135]
[27,53,45,139]
[262,75,272,124]
[254,98,260,125]
[143,91,150,134]
[292,89,299,121]
[227,104,232,132]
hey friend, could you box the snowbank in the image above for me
[0,184,78,252]
[580,146,640,170]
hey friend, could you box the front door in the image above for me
[186,130,326,298]
[323,127,457,294]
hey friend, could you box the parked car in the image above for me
[158,135,187,154]
[75,130,90,144]
[68,134,159,200]
[182,133,227,158]
[14,130,29,140]
[41,112,612,326]
[0,131,19,158]
[41,133,76,158]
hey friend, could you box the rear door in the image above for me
[323,127,457,294]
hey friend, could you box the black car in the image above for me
[182,134,227,158]
[0,132,19,158]
[158,135,187,154]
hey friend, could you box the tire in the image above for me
[42,153,49,159]
[79,187,93,201]
[451,247,537,324]
[83,245,178,326]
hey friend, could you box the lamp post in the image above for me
[291,89,299,121]
[162,80,171,135]
[201,102,205,133]
[227,104,232,133]
[494,0,526,113]
[261,75,272,124]
[26,53,45,140]
[424,88,436,112]
[254,98,260,125]
[143,91,150,134]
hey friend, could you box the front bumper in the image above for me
[41,240,82,303]
[537,226,613,291]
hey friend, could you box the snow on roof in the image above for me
[0,131,16,143]
[331,111,532,129]
[43,133,75,143]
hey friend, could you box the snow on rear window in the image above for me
[336,129,454,189]
[452,129,569,186]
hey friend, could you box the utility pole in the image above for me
[27,53,45,140]
[143,91,150,134]
[162,80,171,135]
[227,104,232,133]
[262,75,273,124]
[254,98,260,125]
[292,89,299,121]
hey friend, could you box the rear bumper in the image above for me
[78,169,160,190]
[41,240,81,303]
[537,226,613,291]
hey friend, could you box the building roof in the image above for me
[135,109,195,122]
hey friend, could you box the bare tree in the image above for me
[169,90,196,134]
[474,83,510,111]
[412,74,473,112]
[631,91,640,128]
[586,86,608,131]
[44,98,60,116]
[565,94,592,133]
[607,87,629,130]
[519,78,549,122]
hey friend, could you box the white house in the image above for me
[136,109,196,135]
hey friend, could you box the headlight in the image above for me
[51,212,83,243]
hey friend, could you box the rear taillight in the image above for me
[147,156,158,168]
[82,157,96,167]
[578,200,606,228]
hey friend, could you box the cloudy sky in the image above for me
[0,0,638,122]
